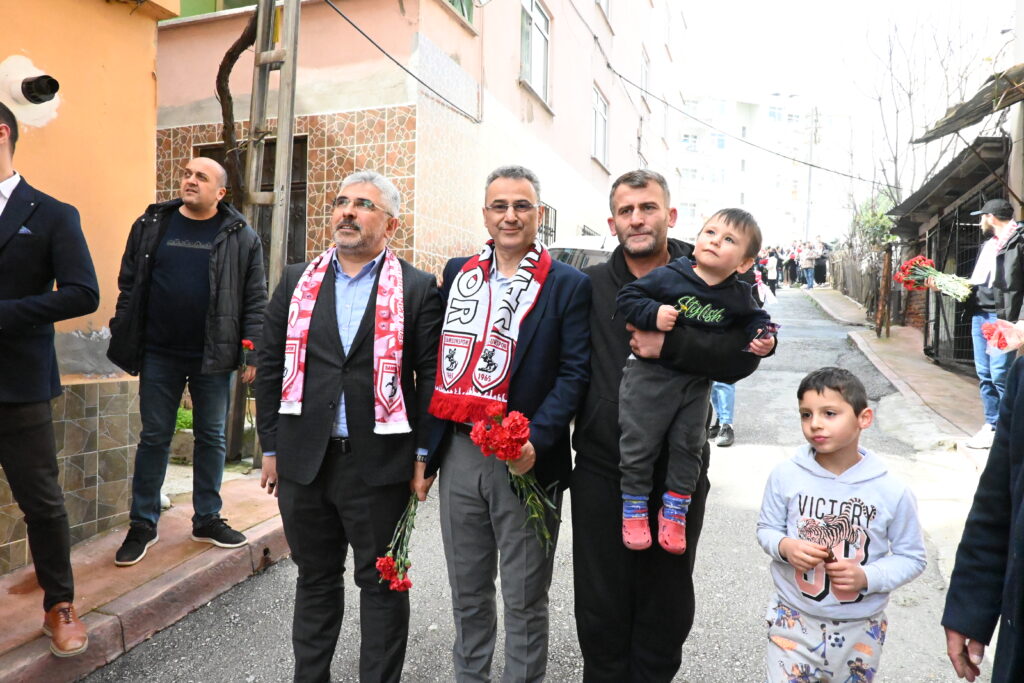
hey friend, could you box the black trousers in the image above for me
[0,401,74,612]
[277,441,411,683]
[571,455,710,683]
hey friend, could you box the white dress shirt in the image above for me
[0,171,22,218]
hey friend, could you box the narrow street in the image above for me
[85,288,978,682]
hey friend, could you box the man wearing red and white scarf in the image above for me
[425,165,591,682]
[255,171,441,683]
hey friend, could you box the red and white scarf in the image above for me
[429,239,551,422]
[280,246,410,434]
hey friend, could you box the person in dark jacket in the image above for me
[0,102,97,657]
[572,170,765,682]
[954,198,1023,450]
[107,157,267,566]
[942,355,1024,682]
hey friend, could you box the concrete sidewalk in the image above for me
[0,476,287,683]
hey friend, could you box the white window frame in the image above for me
[592,86,609,166]
[682,134,698,152]
[521,0,551,102]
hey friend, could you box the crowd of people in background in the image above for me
[756,239,831,293]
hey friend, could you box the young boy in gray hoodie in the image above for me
[757,367,926,682]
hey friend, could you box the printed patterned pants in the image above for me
[764,598,887,683]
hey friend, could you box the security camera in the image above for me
[18,75,59,105]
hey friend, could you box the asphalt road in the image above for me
[85,288,981,682]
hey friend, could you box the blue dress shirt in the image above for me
[332,250,385,437]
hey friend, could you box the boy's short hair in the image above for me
[797,367,869,415]
[704,208,761,259]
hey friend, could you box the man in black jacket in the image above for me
[255,171,441,682]
[108,157,267,566]
[0,102,97,656]
[943,355,1024,682]
[571,170,763,682]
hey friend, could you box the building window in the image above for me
[682,134,698,152]
[788,113,801,124]
[681,168,697,181]
[768,106,783,122]
[593,86,609,165]
[740,159,746,172]
[446,0,474,22]
[711,133,725,150]
[741,125,747,138]
[680,202,697,218]
[539,201,557,244]
[521,0,551,101]
[740,192,745,204]
[196,138,308,268]
[596,0,610,18]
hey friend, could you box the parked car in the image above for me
[547,235,616,270]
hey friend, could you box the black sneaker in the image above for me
[115,522,158,567]
[191,517,247,548]
[708,421,720,440]
[716,424,735,448]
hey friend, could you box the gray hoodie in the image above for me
[757,445,926,620]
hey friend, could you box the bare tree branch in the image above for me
[215,11,259,205]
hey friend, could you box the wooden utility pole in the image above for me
[876,245,893,338]
[225,0,301,469]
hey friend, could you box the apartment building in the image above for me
[158,0,689,273]
[671,93,855,244]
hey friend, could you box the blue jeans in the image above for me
[971,313,1016,426]
[131,351,232,527]
[711,381,735,425]
[802,267,815,288]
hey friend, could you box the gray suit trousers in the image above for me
[439,431,562,682]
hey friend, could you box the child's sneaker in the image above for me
[657,491,691,555]
[622,494,652,550]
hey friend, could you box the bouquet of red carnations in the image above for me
[375,493,418,592]
[471,404,558,555]
[892,255,972,302]
[981,320,1024,356]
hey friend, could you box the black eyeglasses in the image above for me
[485,201,539,215]
[332,196,393,216]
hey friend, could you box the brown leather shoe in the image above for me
[42,602,88,657]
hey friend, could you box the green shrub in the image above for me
[176,407,193,431]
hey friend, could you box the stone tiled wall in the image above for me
[155,106,418,265]
[0,379,139,575]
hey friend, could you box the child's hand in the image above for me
[824,558,868,592]
[656,305,679,331]
[779,537,830,572]
[748,333,776,357]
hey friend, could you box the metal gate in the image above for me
[923,185,1001,369]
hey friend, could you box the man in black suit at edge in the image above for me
[0,102,98,657]
[255,170,442,682]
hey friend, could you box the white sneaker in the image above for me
[966,424,995,449]
[160,493,172,510]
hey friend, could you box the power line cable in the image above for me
[322,0,481,124]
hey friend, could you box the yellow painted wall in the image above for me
[2,0,178,335]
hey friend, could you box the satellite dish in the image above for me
[0,55,61,128]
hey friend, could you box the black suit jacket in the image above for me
[0,178,99,403]
[428,257,591,492]
[943,357,1024,681]
[256,256,442,487]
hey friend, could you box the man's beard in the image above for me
[334,221,365,249]
[981,217,995,239]
[619,231,663,258]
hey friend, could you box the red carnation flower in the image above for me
[242,339,255,351]
[376,555,397,581]
[502,411,530,442]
